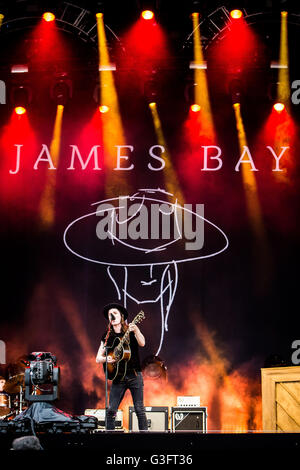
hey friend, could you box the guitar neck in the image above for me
[120,320,135,346]
[120,328,130,345]
[119,312,144,346]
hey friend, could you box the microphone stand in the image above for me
[104,316,115,431]
[105,345,109,431]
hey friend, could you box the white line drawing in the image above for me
[63,188,229,354]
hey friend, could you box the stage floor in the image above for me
[0,430,299,460]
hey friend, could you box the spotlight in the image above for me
[43,12,55,22]
[10,85,32,110]
[141,10,154,20]
[14,106,26,115]
[190,104,201,112]
[229,77,243,104]
[268,79,279,102]
[189,0,202,16]
[25,352,60,402]
[0,13,5,29]
[189,61,207,70]
[98,63,116,72]
[144,74,158,103]
[50,74,72,106]
[99,105,109,113]
[184,80,200,110]
[149,102,156,108]
[94,1,105,17]
[273,102,285,112]
[11,64,29,74]
[230,9,243,19]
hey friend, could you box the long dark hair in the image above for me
[103,314,128,346]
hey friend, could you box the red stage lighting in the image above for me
[273,102,285,113]
[230,9,243,19]
[190,104,201,113]
[99,105,109,113]
[43,12,55,22]
[14,106,26,115]
[141,10,154,20]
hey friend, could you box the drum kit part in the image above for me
[0,357,40,420]
[0,393,11,418]
[0,374,25,420]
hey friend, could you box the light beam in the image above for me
[149,102,184,203]
[39,105,64,226]
[191,12,215,141]
[96,12,129,196]
[233,102,271,288]
[278,11,290,107]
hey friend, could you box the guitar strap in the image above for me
[104,327,130,348]
[103,323,112,347]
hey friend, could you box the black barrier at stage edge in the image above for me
[0,430,300,457]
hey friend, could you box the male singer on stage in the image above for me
[96,303,148,431]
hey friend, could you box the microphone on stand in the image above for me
[110,313,115,322]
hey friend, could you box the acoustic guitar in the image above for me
[103,310,145,381]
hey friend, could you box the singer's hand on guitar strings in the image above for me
[128,323,138,333]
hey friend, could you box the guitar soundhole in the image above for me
[114,350,121,360]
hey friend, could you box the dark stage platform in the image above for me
[0,431,299,462]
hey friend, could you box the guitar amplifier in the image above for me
[171,407,207,432]
[84,409,123,429]
[129,406,169,431]
[177,396,201,407]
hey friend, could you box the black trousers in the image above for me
[106,371,148,431]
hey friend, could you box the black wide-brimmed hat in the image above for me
[103,303,128,320]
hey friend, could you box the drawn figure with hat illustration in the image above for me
[64,188,228,357]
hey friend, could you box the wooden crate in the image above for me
[261,366,300,431]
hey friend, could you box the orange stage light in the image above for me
[14,106,26,115]
[141,10,154,20]
[190,104,201,112]
[230,9,243,19]
[99,105,109,113]
[273,102,285,112]
[43,12,55,22]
